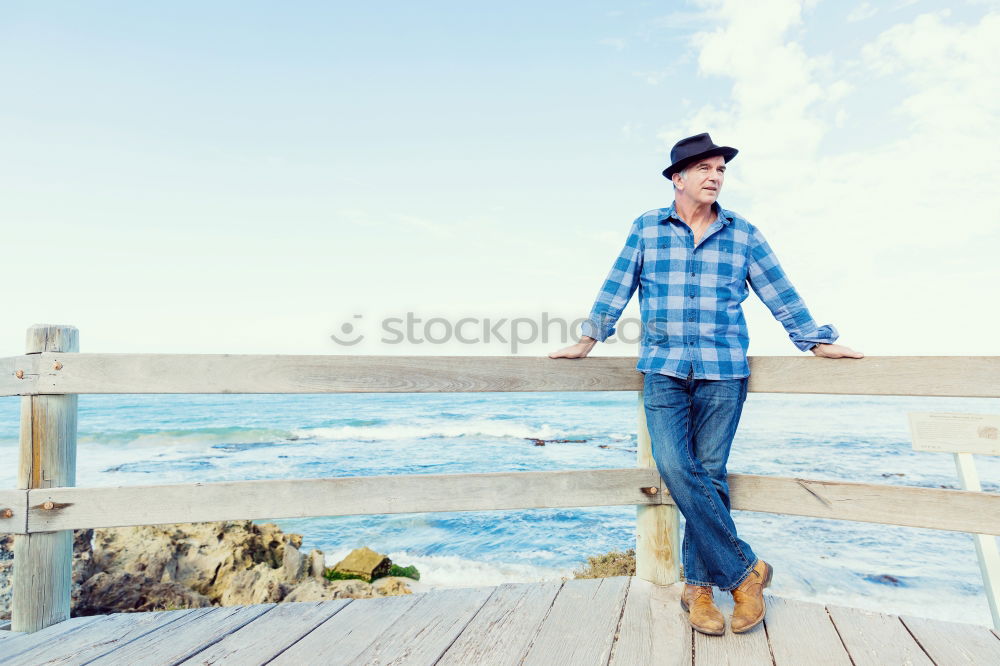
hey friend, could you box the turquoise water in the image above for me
[0,391,997,626]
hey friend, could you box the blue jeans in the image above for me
[642,370,757,591]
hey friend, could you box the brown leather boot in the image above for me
[729,559,773,633]
[679,583,725,636]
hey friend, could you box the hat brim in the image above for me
[662,146,738,179]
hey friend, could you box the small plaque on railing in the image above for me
[908,412,1000,455]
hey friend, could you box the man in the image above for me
[549,132,862,636]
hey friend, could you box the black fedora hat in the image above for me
[662,132,738,179]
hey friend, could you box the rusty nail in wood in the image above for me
[53,360,63,370]
[15,369,24,379]
[1,509,12,519]
[42,501,54,511]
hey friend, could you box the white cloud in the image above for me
[847,2,879,22]
[862,10,1000,132]
[660,1,1000,354]
[650,11,710,29]
[633,69,673,85]
[665,0,835,161]
[621,122,642,140]
[395,214,455,239]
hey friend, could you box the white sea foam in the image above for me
[295,419,566,442]
[776,579,995,627]
[322,548,573,590]
[79,427,295,449]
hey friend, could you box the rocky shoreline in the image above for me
[0,521,419,619]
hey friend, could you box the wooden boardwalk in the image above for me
[2,577,999,665]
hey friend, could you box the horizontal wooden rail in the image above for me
[0,489,26,533]
[21,469,661,531]
[2,353,999,397]
[7,470,999,536]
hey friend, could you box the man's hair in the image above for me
[671,165,690,192]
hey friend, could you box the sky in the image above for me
[1,0,998,357]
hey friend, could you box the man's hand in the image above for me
[811,343,864,359]
[549,336,597,359]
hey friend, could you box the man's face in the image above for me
[674,155,726,205]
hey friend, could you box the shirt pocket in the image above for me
[713,264,744,287]
[643,239,673,275]
[712,242,748,288]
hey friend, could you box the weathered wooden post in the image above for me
[635,389,680,584]
[12,324,79,632]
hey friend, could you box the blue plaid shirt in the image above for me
[581,202,838,379]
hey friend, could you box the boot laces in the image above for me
[690,585,713,602]
[732,570,762,601]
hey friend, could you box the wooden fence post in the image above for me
[12,324,79,632]
[635,388,680,584]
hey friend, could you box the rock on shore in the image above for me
[0,521,415,618]
[0,535,12,621]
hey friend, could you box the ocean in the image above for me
[1,390,997,627]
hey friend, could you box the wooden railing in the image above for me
[2,324,999,633]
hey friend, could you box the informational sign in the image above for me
[908,412,1000,455]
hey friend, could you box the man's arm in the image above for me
[746,225,859,356]
[549,217,643,359]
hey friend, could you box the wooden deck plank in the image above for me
[437,581,562,665]
[2,608,211,666]
[0,630,21,642]
[86,605,274,665]
[521,576,631,666]
[900,614,1000,664]
[6,579,1000,665]
[180,600,350,665]
[695,590,772,665]
[608,579,691,666]
[268,594,419,663]
[762,595,851,665]
[827,604,932,666]
[346,586,495,665]
[0,616,103,661]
